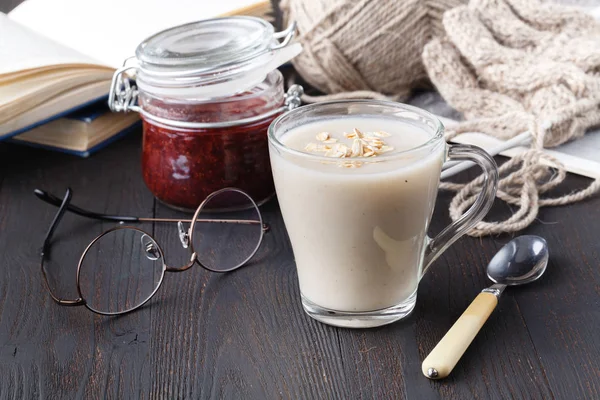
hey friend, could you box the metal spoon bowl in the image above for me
[487,235,548,285]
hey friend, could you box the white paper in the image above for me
[8,0,269,68]
[448,130,600,180]
[0,13,100,74]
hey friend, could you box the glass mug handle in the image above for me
[421,144,499,276]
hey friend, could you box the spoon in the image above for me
[421,235,549,379]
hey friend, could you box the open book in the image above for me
[1,0,272,140]
[10,102,141,157]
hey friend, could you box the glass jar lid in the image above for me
[131,17,301,99]
[136,17,274,70]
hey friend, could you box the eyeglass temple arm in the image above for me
[40,188,85,306]
[34,189,269,231]
[34,189,139,222]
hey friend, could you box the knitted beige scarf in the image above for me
[423,0,600,236]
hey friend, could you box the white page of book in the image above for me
[0,13,100,75]
[9,0,267,68]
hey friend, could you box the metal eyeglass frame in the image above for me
[36,187,268,315]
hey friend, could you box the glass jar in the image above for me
[109,17,303,211]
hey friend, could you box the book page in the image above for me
[0,69,113,120]
[9,0,270,68]
[0,13,102,74]
[0,80,109,137]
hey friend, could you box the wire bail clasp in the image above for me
[108,57,141,113]
[284,84,303,111]
[271,21,297,51]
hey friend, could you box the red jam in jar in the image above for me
[140,71,283,210]
[108,17,302,210]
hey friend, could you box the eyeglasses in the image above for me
[36,187,268,316]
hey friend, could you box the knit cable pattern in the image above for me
[423,0,600,236]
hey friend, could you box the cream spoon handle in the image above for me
[421,291,499,379]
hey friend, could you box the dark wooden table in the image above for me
[2,2,600,400]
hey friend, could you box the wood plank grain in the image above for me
[510,180,600,400]
[2,0,600,396]
[1,130,600,399]
[2,131,600,399]
[335,180,555,400]
[0,133,154,399]
[148,199,353,399]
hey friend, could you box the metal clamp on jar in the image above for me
[108,17,303,211]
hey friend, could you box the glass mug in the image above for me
[268,101,498,328]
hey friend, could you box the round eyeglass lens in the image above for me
[191,188,264,272]
[77,227,165,314]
